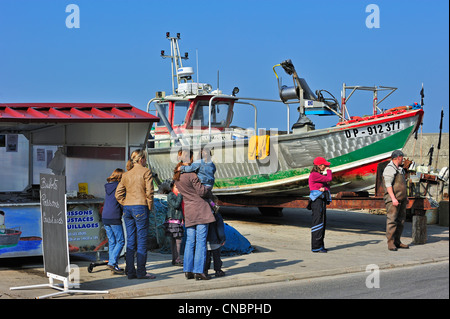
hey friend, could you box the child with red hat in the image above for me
[308,157,332,253]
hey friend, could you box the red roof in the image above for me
[0,103,159,123]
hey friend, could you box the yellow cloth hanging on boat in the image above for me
[248,135,270,160]
[258,134,270,160]
[248,136,257,160]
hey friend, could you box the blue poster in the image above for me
[0,206,42,258]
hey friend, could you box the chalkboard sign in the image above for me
[40,173,69,278]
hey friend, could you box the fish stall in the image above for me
[0,103,159,258]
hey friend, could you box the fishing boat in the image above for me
[146,33,424,196]
[0,228,22,248]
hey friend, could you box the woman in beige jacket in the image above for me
[115,149,155,279]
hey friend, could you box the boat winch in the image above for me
[273,59,340,133]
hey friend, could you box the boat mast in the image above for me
[160,32,189,95]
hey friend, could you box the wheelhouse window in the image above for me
[192,101,230,127]
[155,102,169,127]
[173,101,190,126]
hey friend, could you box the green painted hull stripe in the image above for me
[329,125,413,166]
[214,126,413,189]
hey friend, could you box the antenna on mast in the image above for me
[160,33,212,96]
[196,49,199,84]
[160,32,189,94]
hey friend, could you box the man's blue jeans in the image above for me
[183,224,209,274]
[104,224,125,267]
[123,205,149,278]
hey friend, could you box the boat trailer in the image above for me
[217,193,431,212]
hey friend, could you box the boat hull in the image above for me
[147,109,423,196]
[0,229,22,248]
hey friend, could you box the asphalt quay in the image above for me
[1,207,448,299]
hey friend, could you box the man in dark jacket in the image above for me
[204,213,226,277]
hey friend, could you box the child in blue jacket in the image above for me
[179,148,219,212]
[103,168,125,274]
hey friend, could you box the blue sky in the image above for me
[0,0,448,133]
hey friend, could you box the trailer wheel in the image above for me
[258,207,283,217]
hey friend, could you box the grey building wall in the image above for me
[403,133,449,170]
